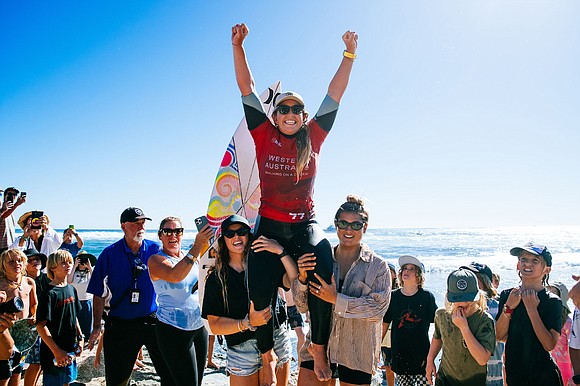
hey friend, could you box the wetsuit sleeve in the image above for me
[242,92,268,131]
[313,94,339,133]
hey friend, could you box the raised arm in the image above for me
[232,23,255,96]
[326,30,358,104]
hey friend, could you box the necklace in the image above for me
[7,275,23,291]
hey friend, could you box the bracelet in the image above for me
[185,252,195,261]
[503,305,514,318]
[277,249,289,259]
[237,319,243,332]
[244,315,257,331]
[343,50,357,60]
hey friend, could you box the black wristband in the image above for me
[277,249,289,259]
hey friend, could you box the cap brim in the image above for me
[399,255,425,271]
[447,291,480,303]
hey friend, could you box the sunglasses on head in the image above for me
[335,220,365,231]
[223,227,250,239]
[276,105,304,115]
[160,228,184,237]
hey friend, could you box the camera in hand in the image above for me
[0,297,24,314]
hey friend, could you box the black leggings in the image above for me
[249,217,333,353]
[155,321,208,386]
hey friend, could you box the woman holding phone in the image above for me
[11,211,62,256]
[231,22,358,383]
[147,216,213,386]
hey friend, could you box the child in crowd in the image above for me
[58,227,83,258]
[426,269,495,386]
[381,262,399,386]
[66,251,95,340]
[547,281,573,385]
[36,250,83,386]
[496,242,563,386]
[460,262,504,386]
[383,255,437,386]
[0,249,37,386]
[23,248,51,386]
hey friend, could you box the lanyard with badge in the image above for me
[127,252,147,304]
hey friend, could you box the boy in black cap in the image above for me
[496,242,563,386]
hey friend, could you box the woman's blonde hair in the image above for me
[295,124,312,183]
[47,250,74,280]
[0,249,27,280]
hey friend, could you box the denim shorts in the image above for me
[42,361,78,386]
[227,325,292,377]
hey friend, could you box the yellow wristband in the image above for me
[343,50,357,60]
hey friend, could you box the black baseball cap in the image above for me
[460,262,493,283]
[120,207,152,223]
[24,248,47,270]
[220,214,250,233]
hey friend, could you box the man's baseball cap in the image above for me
[120,207,152,223]
[447,268,480,303]
[460,262,493,283]
[274,91,305,107]
[510,242,552,267]
[398,255,425,272]
[220,214,251,233]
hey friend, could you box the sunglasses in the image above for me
[335,220,365,231]
[276,105,304,115]
[223,227,250,239]
[160,228,184,237]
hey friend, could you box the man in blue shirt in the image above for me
[87,207,174,386]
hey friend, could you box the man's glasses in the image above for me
[160,228,184,237]
[276,105,304,115]
[335,220,365,231]
[223,228,250,239]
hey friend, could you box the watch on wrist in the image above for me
[277,249,289,259]
[186,252,195,261]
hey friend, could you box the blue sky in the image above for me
[2,1,579,229]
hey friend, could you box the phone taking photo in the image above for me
[194,216,209,232]
[30,211,44,229]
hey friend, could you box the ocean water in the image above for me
[53,225,580,309]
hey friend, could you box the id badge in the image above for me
[130,290,140,304]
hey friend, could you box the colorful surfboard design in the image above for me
[198,82,281,332]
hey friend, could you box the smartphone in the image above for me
[30,211,44,229]
[194,215,209,231]
[20,192,27,198]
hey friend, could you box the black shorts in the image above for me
[300,360,372,385]
[287,305,304,329]
[0,351,23,380]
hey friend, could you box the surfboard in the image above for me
[198,82,281,333]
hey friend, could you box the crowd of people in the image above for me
[0,22,579,386]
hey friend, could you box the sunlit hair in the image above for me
[444,291,488,314]
[47,250,73,281]
[474,272,497,299]
[334,195,369,223]
[208,225,253,313]
[157,216,182,237]
[398,264,425,289]
[492,272,500,288]
[294,123,312,183]
[0,249,27,280]
[517,251,551,286]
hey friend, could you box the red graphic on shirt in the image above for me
[398,309,422,329]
